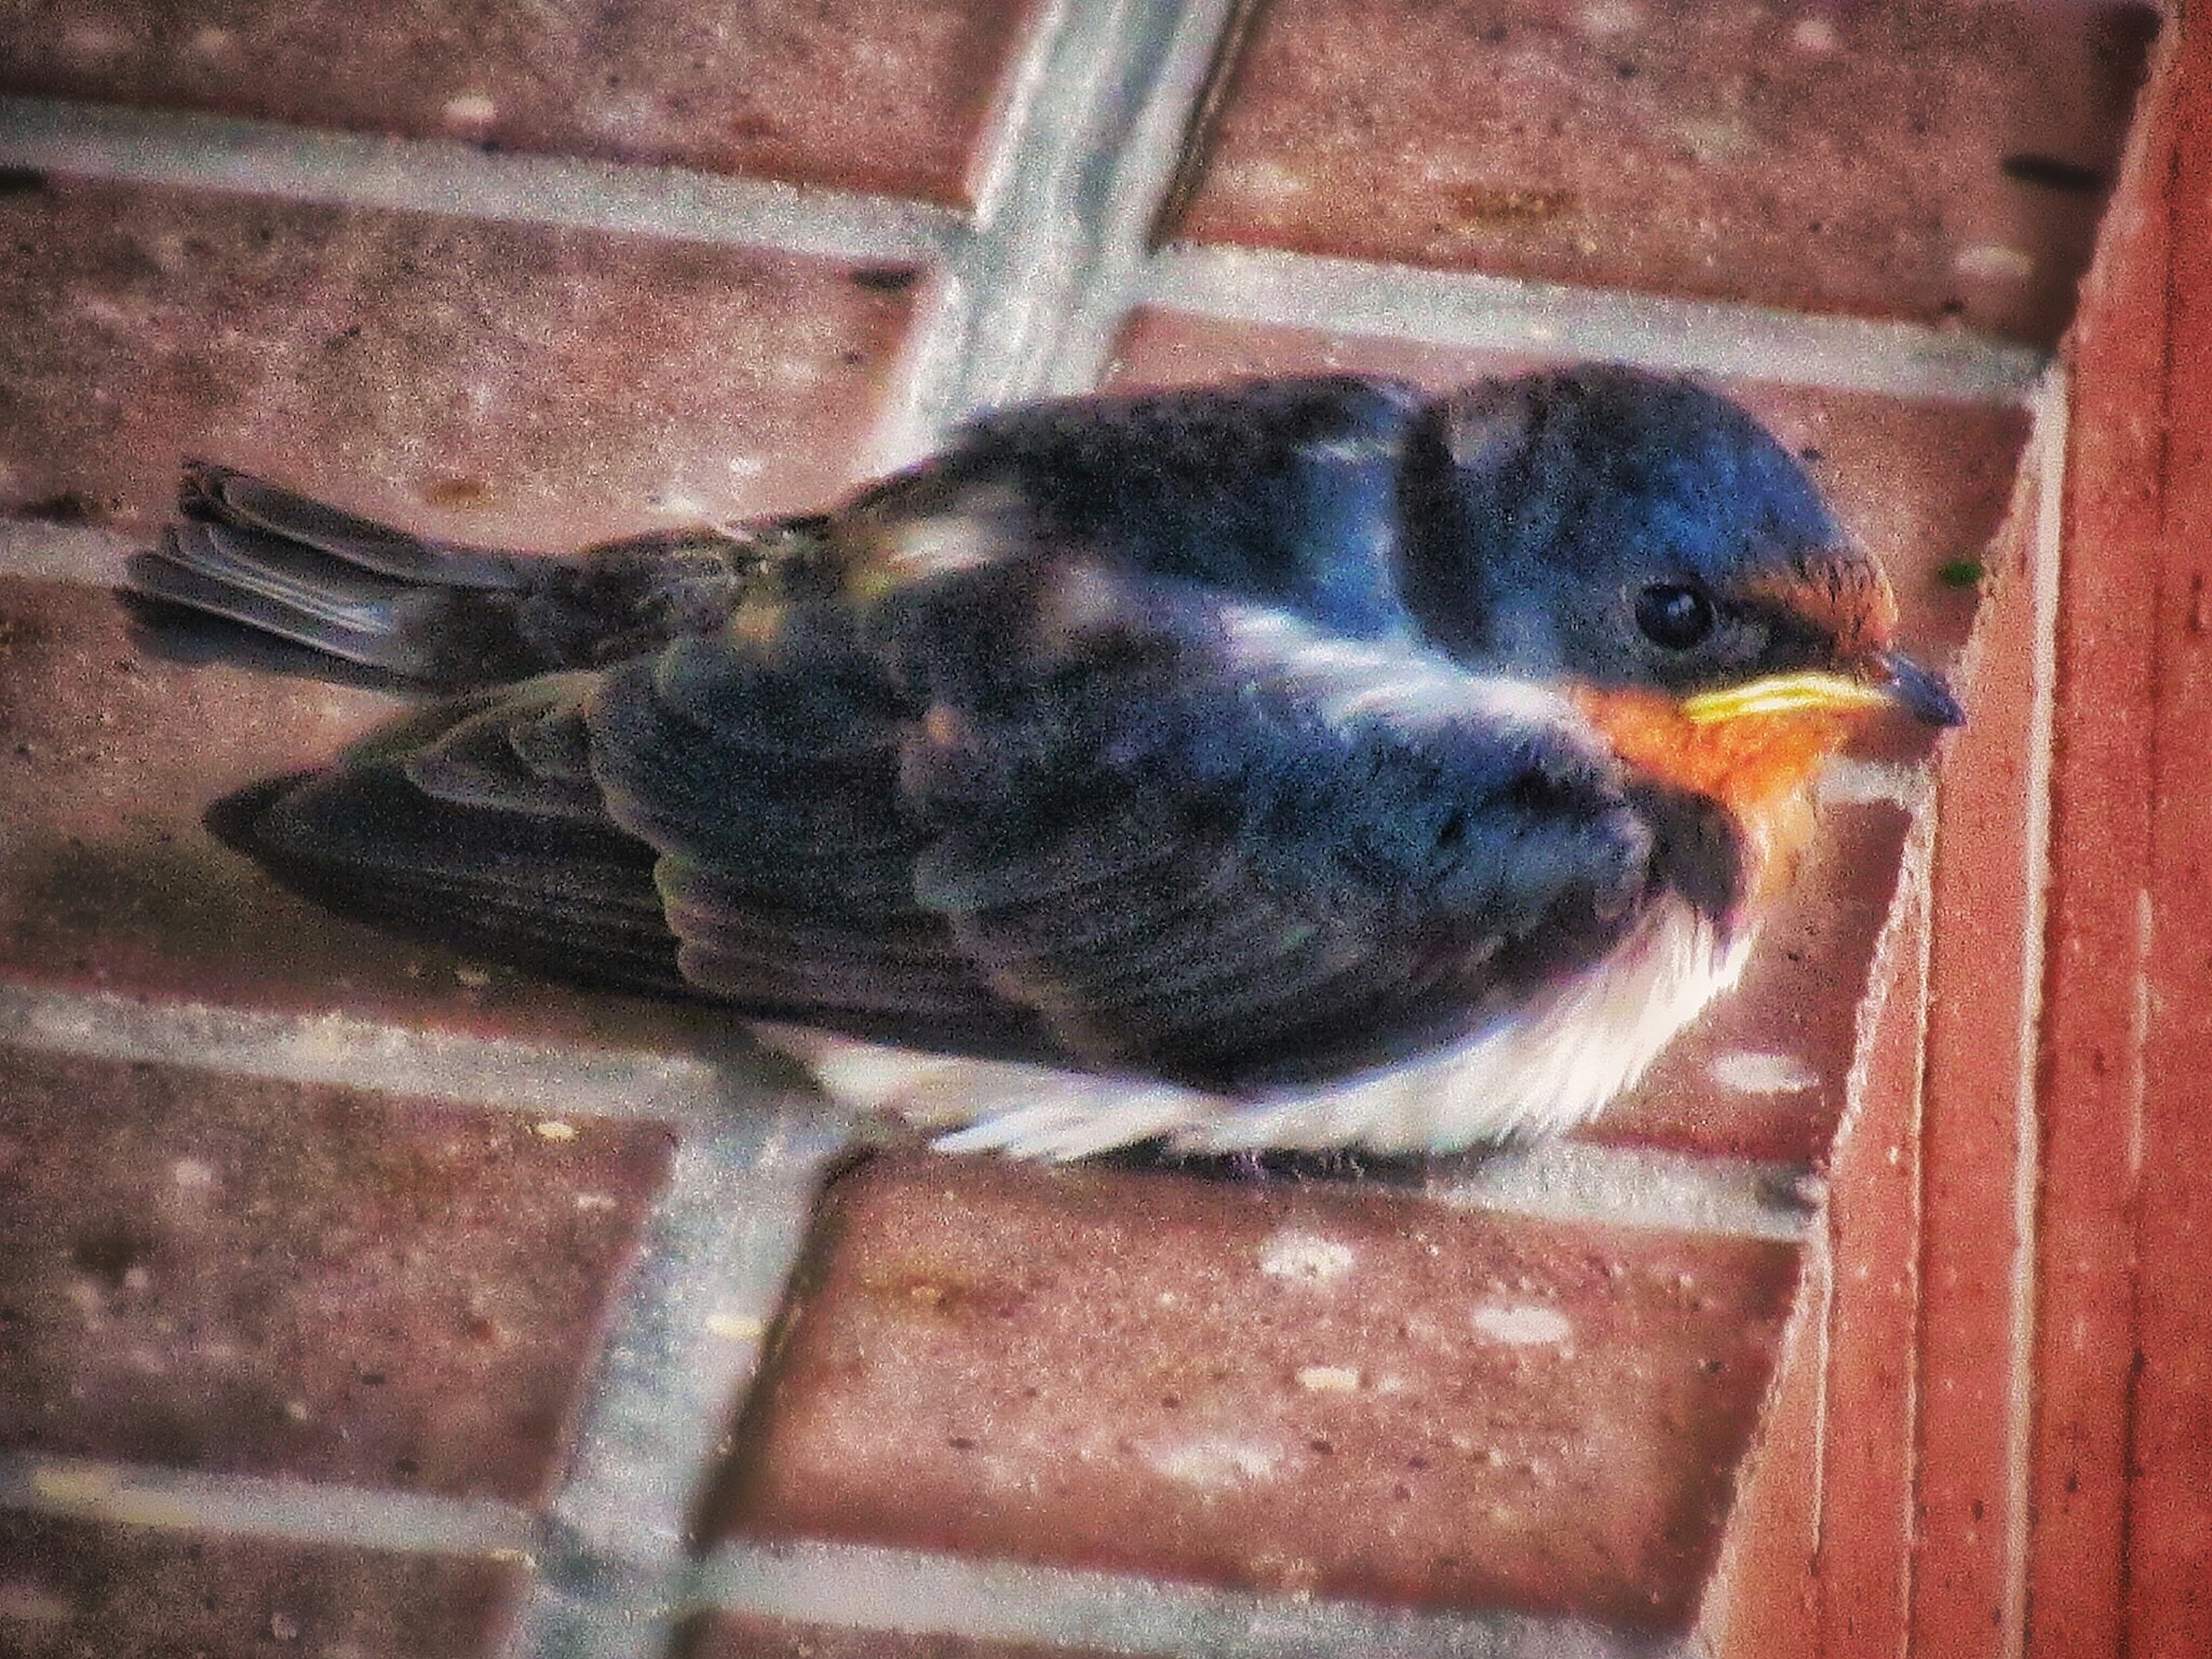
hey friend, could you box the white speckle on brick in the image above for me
[1956,243,2036,283]
[442,93,499,129]
[1222,159,1307,205]
[574,1192,618,1211]
[1578,0,1642,37]
[706,1312,767,1341]
[1472,1301,1574,1347]
[1256,1229,1355,1285]
[190,26,236,57]
[170,1157,217,1189]
[1145,1435,1284,1489]
[1790,17,1839,52]
[1710,1050,1821,1094]
[533,1119,578,1142]
[1294,1364,1361,1393]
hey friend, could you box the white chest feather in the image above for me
[771,897,1751,1160]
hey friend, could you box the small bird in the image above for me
[126,368,1960,1160]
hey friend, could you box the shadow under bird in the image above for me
[125,368,1961,1160]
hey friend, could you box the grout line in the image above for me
[500,1107,851,1659]
[1820,757,1934,810]
[0,979,794,1129]
[690,1539,1692,1659]
[1140,245,2050,407]
[0,519,132,588]
[1426,1141,1814,1243]
[1999,361,2069,1658]
[0,97,959,263]
[869,0,1245,469]
[0,1453,533,1558]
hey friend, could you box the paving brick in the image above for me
[0,1043,673,1502]
[1914,463,2043,1654]
[0,1511,521,1658]
[1173,0,2160,344]
[0,175,919,543]
[708,1153,1801,1632]
[0,574,732,1050]
[679,1613,1119,1659]
[0,0,1032,206]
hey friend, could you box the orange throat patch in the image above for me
[1570,684,1855,903]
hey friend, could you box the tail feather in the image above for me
[126,463,772,692]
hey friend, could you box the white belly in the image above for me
[767,896,1751,1160]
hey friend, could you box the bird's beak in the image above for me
[1681,652,1965,728]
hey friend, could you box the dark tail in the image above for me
[126,463,781,692]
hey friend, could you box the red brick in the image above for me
[679,1613,1120,1659]
[1700,1260,1821,1654]
[1913,441,2046,1654]
[2022,33,2171,1658]
[0,575,723,1049]
[0,1512,521,1658]
[0,1044,673,1503]
[0,1,1031,207]
[0,176,918,543]
[1175,0,2159,343]
[2124,18,2212,1651]
[1813,882,1926,1654]
[709,1153,1801,1632]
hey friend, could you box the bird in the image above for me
[124,366,1962,1160]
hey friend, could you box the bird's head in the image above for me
[1402,366,1961,808]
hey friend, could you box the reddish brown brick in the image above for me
[0,176,918,543]
[1175,0,2159,343]
[0,575,729,1049]
[0,1512,521,1658]
[0,0,1032,206]
[0,1044,673,1503]
[709,1153,1801,1632]
[679,1614,1120,1659]
[1914,465,2044,1653]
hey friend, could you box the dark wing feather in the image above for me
[873,565,1655,1089]
[212,677,692,996]
[571,552,1654,1090]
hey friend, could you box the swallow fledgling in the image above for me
[125,368,1961,1160]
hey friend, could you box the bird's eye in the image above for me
[1634,584,1715,650]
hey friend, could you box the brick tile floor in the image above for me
[0,1510,523,1658]
[0,0,1034,206]
[1175,0,2160,343]
[0,177,915,541]
[710,1154,1798,1630]
[0,1044,673,1501]
[0,2,2192,1656]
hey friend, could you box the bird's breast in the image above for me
[1570,685,1848,907]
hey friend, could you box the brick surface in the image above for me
[679,1614,1120,1659]
[0,575,730,1049]
[0,1043,673,1502]
[0,0,1031,206]
[2024,40,2171,1658]
[709,1153,1801,1632]
[0,1511,521,1658]
[1175,0,2159,343]
[0,175,918,543]
[1915,467,2044,1653]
